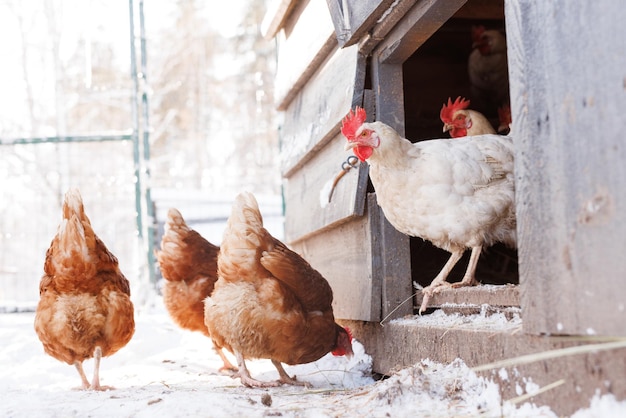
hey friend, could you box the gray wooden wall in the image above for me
[506,0,626,336]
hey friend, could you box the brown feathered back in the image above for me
[156,208,219,336]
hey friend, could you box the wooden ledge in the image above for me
[342,307,626,416]
[414,283,520,310]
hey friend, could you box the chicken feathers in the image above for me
[204,192,353,388]
[155,208,236,372]
[342,108,516,314]
[468,26,509,111]
[34,188,135,390]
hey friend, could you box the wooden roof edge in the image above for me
[261,0,298,39]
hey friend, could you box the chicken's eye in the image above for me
[455,115,464,120]
[361,132,367,137]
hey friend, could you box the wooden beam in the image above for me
[344,318,626,416]
[506,0,626,336]
[283,131,368,244]
[273,0,338,110]
[358,0,419,57]
[369,194,413,321]
[415,284,520,308]
[373,0,468,64]
[280,46,365,177]
[261,0,298,39]
[452,0,504,20]
[326,0,397,48]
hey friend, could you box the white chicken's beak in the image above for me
[443,123,453,133]
[344,141,357,151]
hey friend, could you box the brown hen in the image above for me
[34,188,135,390]
[155,208,236,372]
[204,192,353,388]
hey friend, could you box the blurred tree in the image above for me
[217,0,279,195]
[149,0,217,189]
[148,0,279,194]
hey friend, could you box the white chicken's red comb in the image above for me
[440,96,470,123]
[341,107,367,141]
[471,25,486,43]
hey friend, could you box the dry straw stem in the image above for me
[472,339,626,373]
[505,379,566,405]
[380,292,418,326]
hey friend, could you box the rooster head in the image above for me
[471,25,486,44]
[471,25,491,55]
[471,26,506,55]
[441,97,472,137]
[331,326,354,358]
[342,107,379,162]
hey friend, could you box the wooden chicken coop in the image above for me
[263,0,626,414]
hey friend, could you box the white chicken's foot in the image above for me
[418,282,451,315]
[418,249,464,314]
[418,246,483,314]
[450,245,482,288]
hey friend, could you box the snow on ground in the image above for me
[1,300,625,417]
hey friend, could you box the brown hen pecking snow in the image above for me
[204,192,353,388]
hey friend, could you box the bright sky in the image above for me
[0,0,247,136]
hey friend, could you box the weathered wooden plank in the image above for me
[326,0,395,47]
[290,209,380,321]
[372,62,405,134]
[369,194,413,320]
[452,0,504,20]
[415,284,520,308]
[280,45,365,177]
[358,0,418,57]
[506,0,626,336]
[261,0,297,39]
[274,0,337,110]
[345,318,626,416]
[283,131,368,243]
[372,0,467,64]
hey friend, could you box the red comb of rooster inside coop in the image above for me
[341,107,367,141]
[440,96,471,123]
[471,25,486,43]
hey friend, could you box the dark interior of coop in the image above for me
[371,0,519,303]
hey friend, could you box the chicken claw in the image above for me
[418,282,451,315]
[272,360,309,387]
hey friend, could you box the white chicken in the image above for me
[341,107,516,314]
[468,26,509,111]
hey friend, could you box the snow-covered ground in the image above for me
[1,299,624,417]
